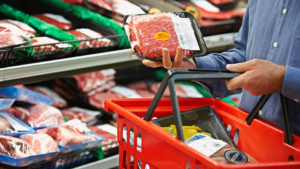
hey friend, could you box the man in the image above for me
[130,1,300,136]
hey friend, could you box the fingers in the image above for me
[174,46,183,67]
[226,60,256,73]
[225,73,248,90]
[142,60,163,68]
[162,48,172,68]
[130,50,135,55]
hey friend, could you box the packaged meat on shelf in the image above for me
[0,23,31,49]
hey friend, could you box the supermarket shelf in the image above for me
[0,32,237,88]
[73,154,119,169]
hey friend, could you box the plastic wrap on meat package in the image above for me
[5,105,64,128]
[186,134,258,164]
[20,134,60,154]
[28,86,67,108]
[0,111,34,137]
[89,124,118,151]
[35,124,104,154]
[0,86,54,105]
[67,28,113,49]
[33,13,73,30]
[150,82,203,98]
[0,23,31,49]
[0,19,36,38]
[124,12,207,60]
[0,98,15,110]
[61,107,101,122]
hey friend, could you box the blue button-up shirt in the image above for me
[194,0,300,136]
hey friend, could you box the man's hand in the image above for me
[226,59,286,95]
[130,46,196,69]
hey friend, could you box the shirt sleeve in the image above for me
[281,66,300,102]
[192,6,250,98]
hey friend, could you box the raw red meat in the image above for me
[62,0,83,4]
[0,135,35,158]
[136,90,155,98]
[0,24,27,48]
[35,125,97,146]
[28,86,67,108]
[150,83,187,98]
[88,91,122,109]
[52,79,78,100]
[61,107,100,122]
[20,134,59,154]
[7,105,64,128]
[128,13,193,59]
[0,19,35,38]
[67,29,113,48]
[30,37,58,51]
[0,117,10,133]
[128,81,148,90]
[89,125,118,150]
[33,14,73,30]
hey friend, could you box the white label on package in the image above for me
[78,28,102,38]
[179,84,203,98]
[71,107,101,116]
[97,124,117,136]
[43,13,72,24]
[100,69,116,76]
[7,19,35,32]
[191,0,220,12]
[171,17,200,51]
[0,113,29,132]
[0,23,26,36]
[36,86,66,103]
[187,134,227,157]
[111,86,142,98]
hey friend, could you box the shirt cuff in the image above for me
[281,66,300,102]
[194,55,218,69]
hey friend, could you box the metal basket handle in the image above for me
[144,69,240,142]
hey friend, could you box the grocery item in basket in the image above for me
[0,23,30,49]
[67,28,113,48]
[0,19,35,38]
[6,105,64,128]
[87,0,145,16]
[0,111,32,135]
[0,86,54,105]
[124,13,206,60]
[186,134,258,164]
[33,13,73,30]
[35,125,97,146]
[89,124,118,150]
[150,83,203,98]
[28,86,67,108]
[0,135,35,158]
[20,134,59,154]
[61,107,101,122]
[162,125,211,141]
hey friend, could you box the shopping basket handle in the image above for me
[144,69,241,142]
[246,94,294,145]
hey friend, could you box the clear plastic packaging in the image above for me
[19,134,60,154]
[0,135,35,158]
[0,23,31,49]
[0,86,54,105]
[0,111,34,136]
[124,12,207,60]
[61,107,102,123]
[89,124,118,151]
[0,19,36,38]
[6,105,64,128]
[0,98,15,110]
[33,13,73,30]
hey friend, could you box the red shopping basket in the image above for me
[105,69,300,169]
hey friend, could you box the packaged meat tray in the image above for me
[0,19,36,38]
[89,124,118,151]
[0,135,60,167]
[0,98,15,110]
[33,13,73,30]
[124,12,207,60]
[19,134,60,154]
[5,105,65,128]
[0,111,34,137]
[61,107,102,123]
[0,23,31,49]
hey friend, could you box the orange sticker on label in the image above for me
[154,32,170,41]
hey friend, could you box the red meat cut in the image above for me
[7,105,64,127]
[0,117,10,133]
[128,13,193,59]
[33,14,73,30]
[136,90,155,98]
[88,91,122,109]
[0,25,26,48]
[61,107,100,123]
[150,83,188,98]
[20,134,59,154]
[0,135,35,158]
[89,125,118,151]
[35,125,97,146]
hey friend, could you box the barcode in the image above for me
[212,142,221,147]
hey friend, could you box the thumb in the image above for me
[226,62,253,72]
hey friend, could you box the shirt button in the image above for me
[282,8,287,14]
[294,99,299,102]
[273,42,278,48]
[259,110,263,115]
